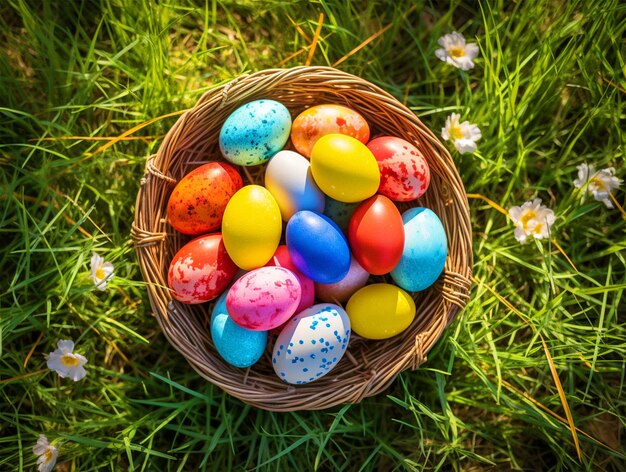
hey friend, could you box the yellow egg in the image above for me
[310,134,380,203]
[346,283,416,339]
[222,185,282,270]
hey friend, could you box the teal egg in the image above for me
[322,197,360,233]
[219,99,291,166]
[390,208,447,292]
[210,292,268,368]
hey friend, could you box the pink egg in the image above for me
[266,245,315,312]
[367,136,430,202]
[315,256,370,303]
[226,267,302,331]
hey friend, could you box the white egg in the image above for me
[272,303,351,385]
[264,150,325,221]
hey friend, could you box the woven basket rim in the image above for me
[132,65,473,411]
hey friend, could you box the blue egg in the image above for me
[219,99,292,166]
[210,292,268,368]
[323,196,360,234]
[390,208,447,292]
[286,210,350,284]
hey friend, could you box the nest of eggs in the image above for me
[132,66,473,411]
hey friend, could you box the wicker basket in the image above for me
[132,66,472,411]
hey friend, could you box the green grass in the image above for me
[1,0,625,470]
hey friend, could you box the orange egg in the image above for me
[167,162,243,235]
[291,104,370,158]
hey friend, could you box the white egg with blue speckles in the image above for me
[219,99,292,166]
[272,303,351,385]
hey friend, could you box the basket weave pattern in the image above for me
[132,66,472,411]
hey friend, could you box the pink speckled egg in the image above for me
[315,256,370,303]
[226,267,302,331]
[266,245,315,313]
[367,136,430,202]
[167,233,238,304]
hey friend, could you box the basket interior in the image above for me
[133,66,472,411]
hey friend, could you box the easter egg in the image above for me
[226,267,301,331]
[286,210,350,284]
[222,185,282,270]
[346,284,416,339]
[315,256,369,303]
[264,150,325,220]
[167,162,243,235]
[211,292,267,368]
[266,245,315,313]
[348,195,404,275]
[167,233,238,304]
[272,303,351,384]
[219,99,291,166]
[391,208,447,292]
[310,134,380,203]
[367,136,430,202]
[291,104,370,158]
[323,197,359,234]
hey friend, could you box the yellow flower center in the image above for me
[519,210,537,230]
[590,176,606,191]
[61,354,79,368]
[451,125,464,140]
[44,448,54,463]
[449,45,466,58]
[95,266,105,280]
[532,223,543,234]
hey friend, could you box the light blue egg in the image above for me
[323,197,360,233]
[390,207,447,292]
[210,292,267,368]
[219,99,291,166]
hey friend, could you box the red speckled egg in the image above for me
[167,162,243,235]
[291,104,370,158]
[167,233,238,304]
[348,195,405,275]
[367,136,430,202]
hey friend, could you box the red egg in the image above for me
[168,233,238,304]
[167,162,243,235]
[266,245,315,313]
[348,195,404,275]
[367,136,430,202]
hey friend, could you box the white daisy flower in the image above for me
[508,198,556,244]
[47,339,88,381]
[435,32,479,70]
[573,163,623,208]
[90,252,114,291]
[33,434,58,472]
[441,113,481,154]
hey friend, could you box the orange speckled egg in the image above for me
[291,104,370,158]
[167,162,243,235]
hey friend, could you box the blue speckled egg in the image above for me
[286,210,350,284]
[272,303,351,385]
[322,197,360,234]
[390,207,448,292]
[210,291,268,368]
[219,99,292,166]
